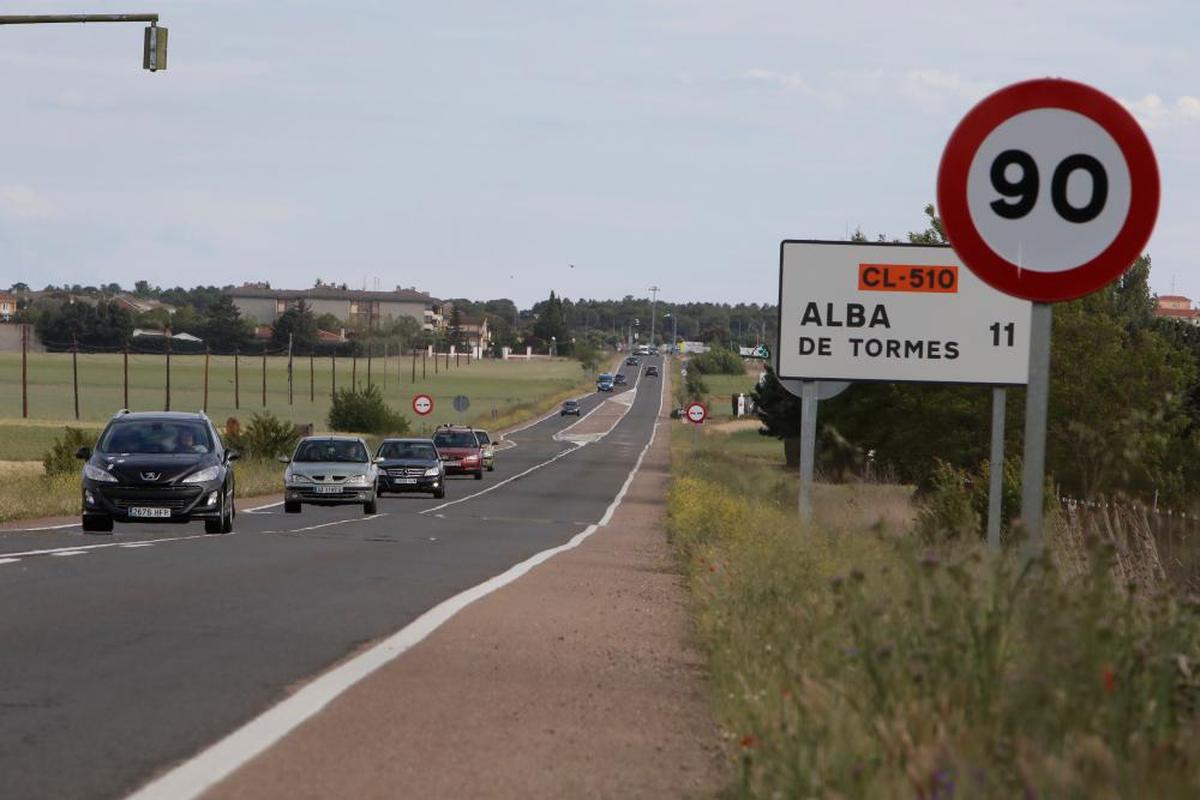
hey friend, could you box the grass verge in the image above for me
[668,427,1200,798]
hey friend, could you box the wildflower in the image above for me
[850,567,865,582]
[830,575,845,591]
[739,734,760,749]
[1101,665,1117,694]
[921,551,940,569]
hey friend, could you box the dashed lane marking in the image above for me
[0,558,20,566]
[267,514,388,535]
[0,533,219,562]
[50,550,87,557]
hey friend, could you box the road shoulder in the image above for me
[207,374,724,798]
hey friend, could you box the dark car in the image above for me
[375,438,445,499]
[432,425,485,479]
[625,357,640,367]
[77,410,238,534]
[561,399,582,416]
[645,365,659,377]
[614,373,628,386]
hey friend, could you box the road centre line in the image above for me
[0,522,80,533]
[50,550,87,557]
[125,356,669,800]
[419,444,583,515]
[272,514,387,534]
[0,558,20,565]
[0,533,219,561]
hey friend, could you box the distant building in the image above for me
[225,284,445,332]
[458,316,491,351]
[1154,295,1200,326]
[0,292,14,321]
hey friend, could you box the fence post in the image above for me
[164,333,172,412]
[203,344,210,413]
[310,350,315,403]
[122,340,129,410]
[20,323,28,418]
[434,348,439,375]
[234,347,240,409]
[382,341,388,391]
[72,334,80,420]
[261,348,267,407]
[445,351,449,371]
[422,349,427,379]
[367,342,373,388]
[411,347,416,383]
[287,332,294,406]
[352,349,358,390]
[331,352,337,400]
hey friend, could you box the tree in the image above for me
[446,305,465,349]
[532,291,568,351]
[203,296,252,352]
[270,300,318,351]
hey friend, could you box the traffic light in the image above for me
[143,24,167,71]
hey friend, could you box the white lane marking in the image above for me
[0,522,80,533]
[0,557,21,565]
[243,501,283,514]
[125,358,668,800]
[418,445,583,515]
[0,533,216,560]
[119,543,157,549]
[280,514,386,534]
[50,550,87,557]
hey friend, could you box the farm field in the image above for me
[0,353,599,460]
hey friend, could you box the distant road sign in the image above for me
[937,78,1159,302]
[452,395,470,413]
[680,368,688,377]
[685,402,707,424]
[412,394,433,416]
[777,241,1031,385]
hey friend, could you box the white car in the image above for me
[280,435,379,515]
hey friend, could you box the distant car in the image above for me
[625,357,640,367]
[561,399,582,416]
[474,429,496,471]
[649,347,659,355]
[433,425,485,480]
[375,438,445,499]
[77,410,238,534]
[645,365,659,377]
[636,345,650,356]
[282,435,379,515]
[613,373,628,386]
[597,373,615,392]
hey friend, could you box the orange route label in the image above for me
[858,264,959,293]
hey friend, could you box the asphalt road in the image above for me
[0,357,664,800]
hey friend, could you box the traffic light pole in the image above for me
[0,13,167,71]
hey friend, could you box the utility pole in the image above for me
[648,286,660,346]
[287,332,294,405]
[0,14,169,72]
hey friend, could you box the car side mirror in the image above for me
[277,455,291,464]
[373,456,385,464]
[226,449,241,462]
[75,446,91,460]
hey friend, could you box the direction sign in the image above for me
[680,368,688,377]
[412,394,433,416]
[777,241,1031,385]
[937,78,1159,302]
[685,402,707,424]
[453,394,470,413]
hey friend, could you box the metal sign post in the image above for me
[987,386,1007,549]
[1019,303,1052,549]
[798,380,817,522]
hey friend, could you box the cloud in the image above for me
[1122,94,1200,129]
[902,69,993,105]
[0,185,55,220]
[742,68,815,94]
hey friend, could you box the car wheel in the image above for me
[82,515,113,534]
[284,500,302,514]
[487,464,494,472]
[364,496,378,515]
[433,485,445,499]
[221,495,235,533]
[474,470,483,480]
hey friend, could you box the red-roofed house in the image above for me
[1154,295,1200,326]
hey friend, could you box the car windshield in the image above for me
[475,432,491,445]
[294,440,368,463]
[434,432,478,448]
[563,401,578,408]
[98,420,213,455]
[598,374,613,382]
[378,442,438,460]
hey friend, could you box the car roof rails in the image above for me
[113,408,131,417]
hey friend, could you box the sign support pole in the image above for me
[987,386,1007,550]
[798,380,817,523]
[1020,302,1052,552]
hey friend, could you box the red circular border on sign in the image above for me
[937,78,1159,302]
[412,394,433,416]
[686,402,707,424]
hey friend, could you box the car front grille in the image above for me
[387,467,428,478]
[100,486,203,510]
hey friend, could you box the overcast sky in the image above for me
[0,1,1196,307]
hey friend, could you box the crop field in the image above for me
[0,353,598,461]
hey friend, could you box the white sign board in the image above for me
[777,241,1031,385]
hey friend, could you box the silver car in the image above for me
[280,436,379,515]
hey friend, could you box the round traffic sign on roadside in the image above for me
[680,368,688,377]
[937,78,1159,302]
[453,395,470,413]
[685,402,707,424]
[412,394,434,416]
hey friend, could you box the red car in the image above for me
[432,425,485,480]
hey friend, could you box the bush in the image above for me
[224,412,299,460]
[689,347,745,375]
[914,458,977,542]
[328,384,410,435]
[43,427,98,476]
[684,370,709,402]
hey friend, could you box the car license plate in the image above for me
[394,478,418,485]
[129,507,170,518]
[314,485,342,494]
[444,459,460,467]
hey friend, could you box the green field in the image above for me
[0,353,600,461]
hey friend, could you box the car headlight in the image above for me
[424,467,441,477]
[344,474,370,486]
[285,471,311,483]
[182,465,221,484]
[83,463,118,483]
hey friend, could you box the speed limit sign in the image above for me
[685,402,707,424]
[937,78,1159,302]
[412,394,434,416]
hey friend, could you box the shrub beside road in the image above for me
[668,427,1200,798]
